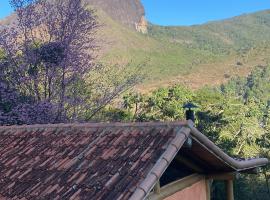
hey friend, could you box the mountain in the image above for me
[149,10,270,55]
[96,6,270,91]
[1,1,270,91]
[87,0,148,33]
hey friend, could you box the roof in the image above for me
[180,122,269,173]
[0,121,268,200]
[130,121,269,200]
[0,121,188,200]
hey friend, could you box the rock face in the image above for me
[135,16,148,34]
[0,0,148,33]
[86,0,147,33]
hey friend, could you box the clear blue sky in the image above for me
[141,0,270,25]
[0,1,13,19]
[1,0,270,25]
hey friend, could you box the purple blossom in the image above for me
[0,0,99,124]
[0,0,142,125]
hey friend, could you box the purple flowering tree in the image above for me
[0,0,141,125]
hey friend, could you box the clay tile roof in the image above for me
[0,121,189,200]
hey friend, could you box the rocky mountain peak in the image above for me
[86,0,148,33]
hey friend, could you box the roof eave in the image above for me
[187,120,269,172]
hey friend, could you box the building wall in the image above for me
[163,179,207,200]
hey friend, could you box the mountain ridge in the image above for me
[149,9,270,55]
[1,2,270,91]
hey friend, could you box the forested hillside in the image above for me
[149,10,270,54]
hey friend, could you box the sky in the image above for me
[141,0,270,25]
[1,0,270,25]
[0,1,13,19]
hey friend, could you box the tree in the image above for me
[104,65,270,200]
[1,46,58,125]
[112,86,194,122]
[0,0,99,123]
[0,0,141,124]
[195,87,264,157]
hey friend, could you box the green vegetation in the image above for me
[149,10,270,55]
[97,7,219,83]
[96,9,270,89]
[101,65,270,199]
[1,2,270,198]
[3,6,270,89]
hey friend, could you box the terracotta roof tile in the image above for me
[0,122,188,200]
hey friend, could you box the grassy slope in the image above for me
[2,5,269,91]
[96,8,270,91]
[96,8,220,83]
[4,6,268,91]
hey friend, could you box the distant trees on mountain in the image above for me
[148,11,270,56]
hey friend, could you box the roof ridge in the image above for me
[0,121,188,130]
